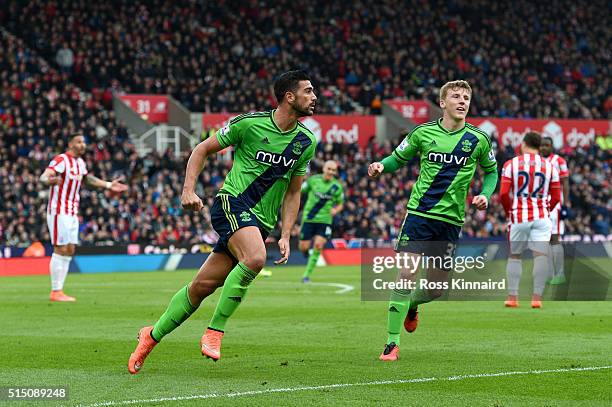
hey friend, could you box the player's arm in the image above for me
[39,168,61,186]
[368,130,420,177]
[276,174,304,264]
[562,177,569,204]
[330,185,344,216]
[498,161,513,215]
[181,131,230,211]
[472,141,499,210]
[549,167,561,211]
[84,174,128,192]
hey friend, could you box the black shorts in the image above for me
[210,194,269,262]
[300,222,332,241]
[395,213,461,258]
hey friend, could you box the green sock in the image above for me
[151,285,197,342]
[409,287,433,310]
[387,288,411,345]
[303,249,321,279]
[209,262,258,332]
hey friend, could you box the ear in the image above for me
[286,91,295,103]
[439,99,445,109]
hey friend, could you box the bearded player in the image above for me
[299,160,344,282]
[368,80,498,361]
[39,132,128,302]
[128,70,317,373]
[539,137,570,284]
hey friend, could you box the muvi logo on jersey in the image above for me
[256,151,297,168]
[427,152,469,166]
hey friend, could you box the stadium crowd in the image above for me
[2,0,610,118]
[1,4,610,248]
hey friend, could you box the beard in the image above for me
[291,101,314,117]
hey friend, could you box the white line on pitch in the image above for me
[308,282,354,293]
[264,281,355,294]
[77,365,612,407]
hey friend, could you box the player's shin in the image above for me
[551,243,565,279]
[387,289,411,345]
[532,255,548,298]
[506,258,522,297]
[151,285,198,341]
[303,248,321,279]
[208,262,258,332]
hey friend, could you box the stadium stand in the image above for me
[0,1,610,247]
[2,0,610,118]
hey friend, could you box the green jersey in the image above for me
[392,119,497,226]
[216,110,317,230]
[301,175,344,224]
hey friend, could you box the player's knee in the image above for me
[550,235,560,244]
[241,252,266,272]
[427,288,444,300]
[313,241,325,251]
[299,241,310,253]
[189,279,220,302]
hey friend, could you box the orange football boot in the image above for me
[379,342,400,361]
[201,328,224,361]
[49,290,76,302]
[128,326,158,374]
[404,307,419,333]
[531,295,542,309]
[504,295,519,308]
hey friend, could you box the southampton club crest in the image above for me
[292,141,302,155]
[461,139,473,152]
[240,211,252,222]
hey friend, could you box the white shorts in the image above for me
[509,218,552,255]
[47,214,79,246]
[549,207,565,235]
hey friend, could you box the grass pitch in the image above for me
[1,265,611,406]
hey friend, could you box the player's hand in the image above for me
[472,195,488,210]
[275,237,290,265]
[110,179,128,193]
[47,175,61,186]
[368,162,384,178]
[181,190,204,211]
[560,205,569,220]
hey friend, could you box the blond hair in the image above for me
[439,80,472,101]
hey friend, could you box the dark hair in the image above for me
[523,131,542,149]
[541,136,553,145]
[68,132,83,142]
[273,70,311,103]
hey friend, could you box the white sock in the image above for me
[506,258,522,296]
[533,255,549,296]
[50,253,72,291]
[552,244,565,278]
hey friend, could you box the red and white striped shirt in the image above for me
[47,153,88,216]
[501,153,560,224]
[544,153,568,206]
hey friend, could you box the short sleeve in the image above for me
[48,155,66,173]
[501,160,512,179]
[392,128,420,163]
[558,157,569,178]
[479,139,498,173]
[216,120,243,148]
